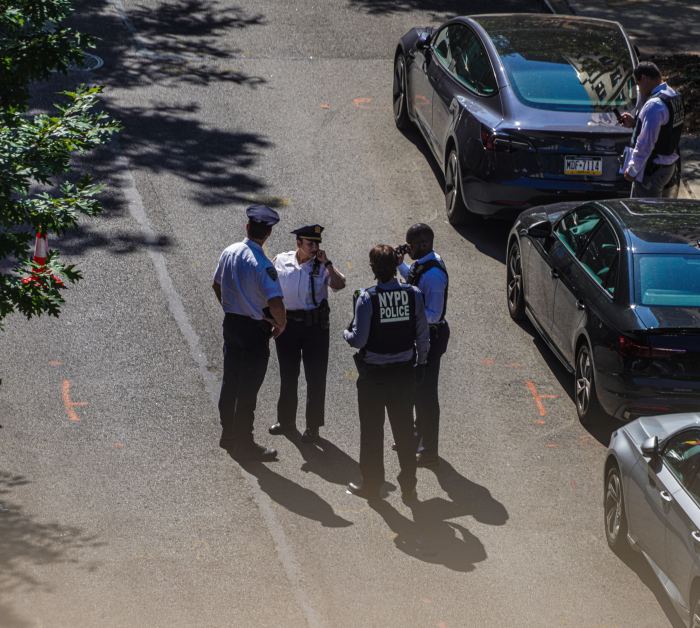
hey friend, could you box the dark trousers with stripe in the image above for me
[218,314,271,443]
[275,319,329,429]
[356,359,417,493]
[416,322,450,456]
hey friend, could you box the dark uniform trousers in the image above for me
[275,319,329,429]
[219,313,271,442]
[415,322,450,456]
[356,359,417,493]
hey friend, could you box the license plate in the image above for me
[564,156,603,176]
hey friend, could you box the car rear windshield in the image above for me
[634,254,700,307]
[478,16,635,112]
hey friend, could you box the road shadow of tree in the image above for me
[370,458,507,571]
[237,459,353,528]
[347,0,543,17]
[0,472,102,628]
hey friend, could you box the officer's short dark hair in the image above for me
[633,61,662,81]
[248,220,272,239]
[406,223,434,245]
[369,245,397,283]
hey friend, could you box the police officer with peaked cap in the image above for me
[621,61,684,197]
[397,223,449,468]
[344,244,429,503]
[269,224,346,443]
[213,205,287,461]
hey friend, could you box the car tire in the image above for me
[604,464,628,554]
[445,149,476,226]
[393,53,411,130]
[691,592,700,628]
[506,240,525,321]
[575,342,605,423]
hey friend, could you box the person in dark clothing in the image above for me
[343,245,430,503]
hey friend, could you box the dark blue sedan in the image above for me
[393,14,638,224]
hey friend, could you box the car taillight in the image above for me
[617,334,687,358]
[481,125,534,152]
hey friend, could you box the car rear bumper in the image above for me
[463,176,631,218]
[597,372,700,420]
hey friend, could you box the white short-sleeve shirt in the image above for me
[273,250,330,311]
[213,239,283,319]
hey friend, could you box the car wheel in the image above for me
[604,464,628,553]
[393,53,411,130]
[445,149,476,226]
[691,593,700,628]
[507,240,525,321]
[575,342,604,423]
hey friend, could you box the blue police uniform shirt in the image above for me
[213,238,283,319]
[343,279,429,365]
[398,251,448,325]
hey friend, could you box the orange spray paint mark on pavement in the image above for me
[534,419,546,425]
[525,380,558,416]
[480,357,495,367]
[114,442,125,449]
[48,360,63,367]
[62,379,87,422]
[352,97,372,109]
[546,443,558,448]
[320,102,331,109]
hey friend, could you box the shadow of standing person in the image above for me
[370,499,486,572]
[236,459,352,528]
[291,437,361,487]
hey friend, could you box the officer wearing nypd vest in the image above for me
[344,244,429,503]
[213,205,286,461]
[621,61,684,198]
[397,223,449,469]
[269,224,346,443]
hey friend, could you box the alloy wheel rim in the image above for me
[393,59,405,121]
[576,348,591,414]
[445,153,457,213]
[693,603,700,628]
[507,246,522,310]
[605,472,622,542]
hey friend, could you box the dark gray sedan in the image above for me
[393,14,637,224]
[606,413,700,627]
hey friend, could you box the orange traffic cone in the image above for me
[22,230,63,287]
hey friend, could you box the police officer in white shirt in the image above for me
[621,61,684,198]
[213,205,286,461]
[269,224,346,443]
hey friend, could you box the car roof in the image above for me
[465,13,623,30]
[596,199,700,253]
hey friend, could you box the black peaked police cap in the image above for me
[246,204,280,226]
[292,224,324,242]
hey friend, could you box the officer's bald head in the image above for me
[406,223,434,260]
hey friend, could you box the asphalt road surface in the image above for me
[0,1,682,626]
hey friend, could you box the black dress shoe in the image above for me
[416,452,439,468]
[231,442,278,461]
[269,422,295,436]
[301,428,320,443]
[346,481,380,500]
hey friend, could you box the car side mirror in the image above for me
[416,32,431,50]
[525,220,552,239]
[641,435,659,457]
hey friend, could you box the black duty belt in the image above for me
[286,300,330,327]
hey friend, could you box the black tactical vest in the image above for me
[364,285,416,355]
[632,92,684,171]
[406,259,449,322]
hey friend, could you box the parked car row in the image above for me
[394,12,700,626]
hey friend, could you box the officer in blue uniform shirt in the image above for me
[269,224,346,443]
[213,205,287,461]
[344,244,429,503]
[621,61,684,197]
[397,223,449,468]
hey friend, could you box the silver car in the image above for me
[606,413,700,626]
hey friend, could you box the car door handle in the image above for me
[692,531,700,545]
[660,490,674,504]
[449,101,457,113]
[576,300,586,311]
[550,268,559,279]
